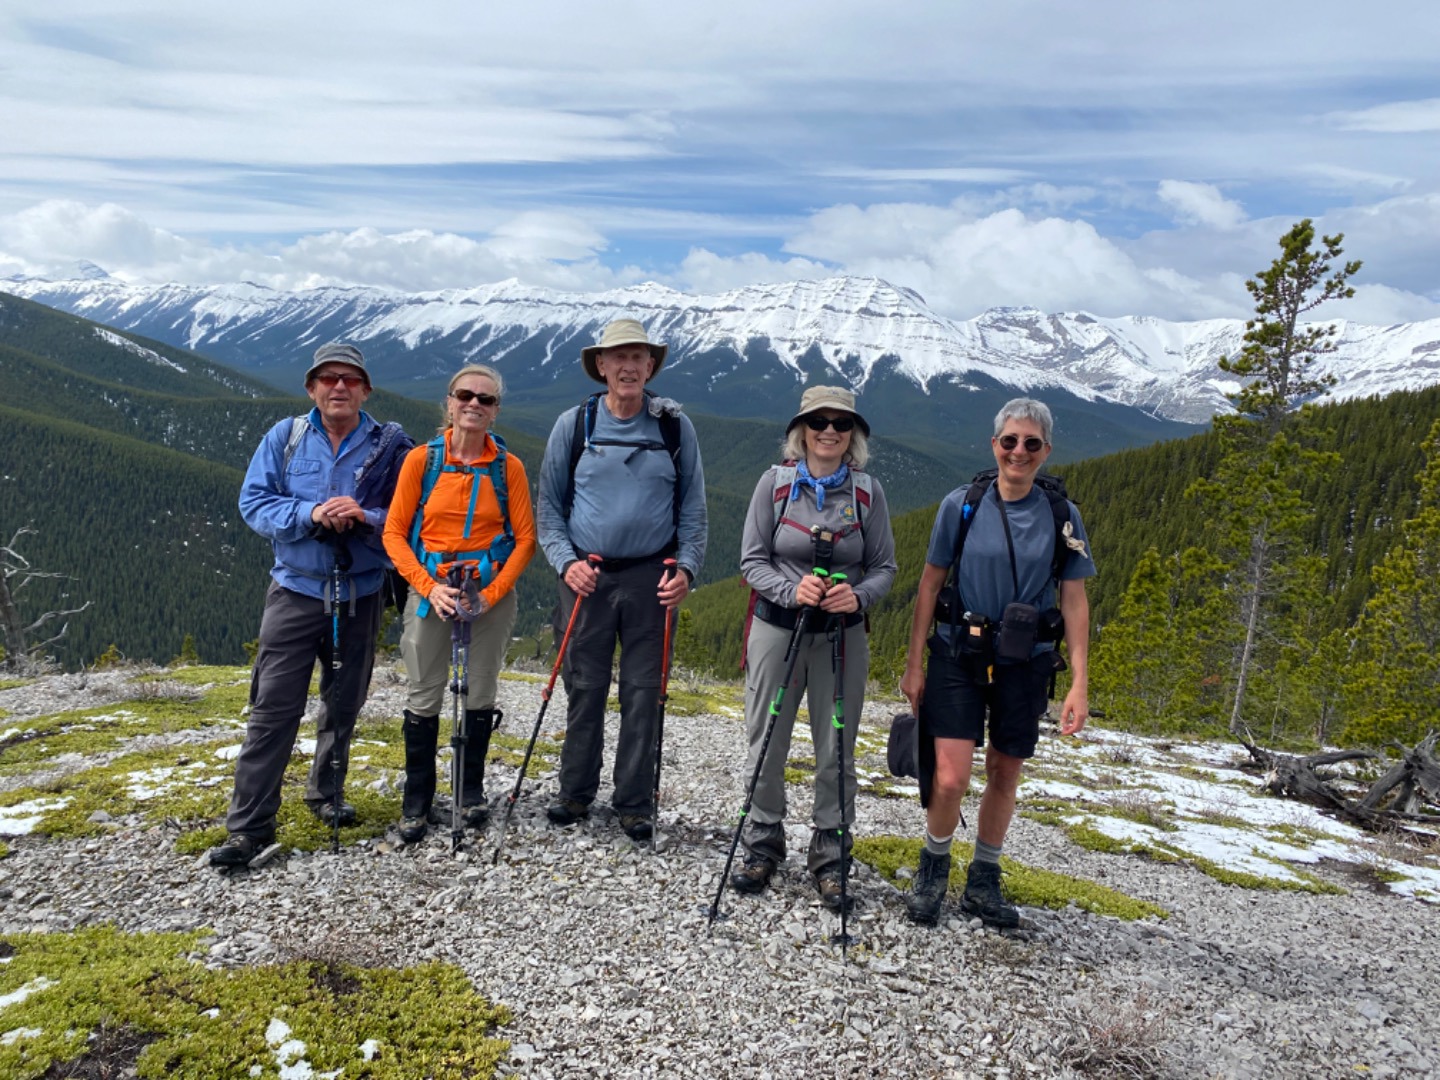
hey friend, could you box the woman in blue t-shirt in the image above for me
[899,397,1096,928]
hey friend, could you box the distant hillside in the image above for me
[679,385,1440,681]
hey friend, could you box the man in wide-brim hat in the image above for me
[536,317,707,843]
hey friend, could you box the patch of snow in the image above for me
[0,976,56,1010]
[1,1027,42,1045]
[0,798,71,835]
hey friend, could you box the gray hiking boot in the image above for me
[546,798,590,826]
[905,848,952,926]
[959,860,1020,928]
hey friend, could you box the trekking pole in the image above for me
[447,564,474,854]
[328,563,344,856]
[707,606,812,931]
[818,571,854,957]
[651,558,679,852]
[491,553,601,866]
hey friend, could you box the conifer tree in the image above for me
[1218,219,1360,433]
[1345,419,1440,746]
[1187,220,1357,735]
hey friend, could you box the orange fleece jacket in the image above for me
[383,430,536,608]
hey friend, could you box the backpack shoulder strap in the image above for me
[562,394,603,518]
[282,415,308,474]
[488,433,513,544]
[770,465,798,547]
[953,472,994,568]
[851,470,872,540]
[1042,487,1072,586]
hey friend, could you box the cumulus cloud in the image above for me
[1157,180,1247,230]
[675,249,832,294]
[1326,98,1440,134]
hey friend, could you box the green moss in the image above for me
[1172,765,1222,783]
[783,757,816,786]
[0,925,510,1079]
[1020,809,1069,828]
[1370,867,1408,884]
[133,666,249,688]
[664,685,744,716]
[0,678,31,691]
[498,671,545,685]
[1187,807,1253,830]
[0,684,251,773]
[489,732,562,779]
[852,835,1168,921]
[1149,840,1346,895]
[1263,822,1333,847]
[0,840,9,858]
[1064,822,1183,863]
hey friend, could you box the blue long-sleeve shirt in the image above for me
[537,397,707,579]
[239,408,392,600]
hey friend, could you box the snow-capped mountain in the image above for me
[6,273,1438,433]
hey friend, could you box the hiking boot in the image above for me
[398,816,429,843]
[546,798,590,826]
[208,833,272,868]
[462,795,490,827]
[729,855,776,895]
[816,869,853,912]
[308,800,356,827]
[959,860,1020,928]
[905,848,952,926]
[619,814,653,841]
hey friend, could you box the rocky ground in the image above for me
[1,666,1438,1079]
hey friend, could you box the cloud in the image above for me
[1326,98,1440,134]
[675,249,832,294]
[1157,181,1247,230]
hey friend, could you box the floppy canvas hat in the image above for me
[786,384,871,437]
[581,318,668,383]
[304,342,371,388]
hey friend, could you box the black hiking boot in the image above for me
[619,814,653,841]
[308,801,356,827]
[546,798,590,826]
[460,708,496,826]
[730,855,776,895]
[400,710,439,834]
[208,833,273,868]
[905,848,952,926]
[959,860,1020,928]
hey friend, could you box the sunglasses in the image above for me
[312,372,366,388]
[998,434,1046,453]
[451,390,499,406]
[804,414,856,433]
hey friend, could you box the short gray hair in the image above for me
[441,364,505,432]
[781,425,870,470]
[993,397,1053,445]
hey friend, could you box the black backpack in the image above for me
[562,390,685,529]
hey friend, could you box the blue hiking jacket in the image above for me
[239,408,396,600]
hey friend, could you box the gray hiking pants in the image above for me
[225,582,383,838]
[740,615,868,876]
[554,559,667,817]
[399,587,517,715]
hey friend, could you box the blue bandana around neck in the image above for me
[789,459,849,510]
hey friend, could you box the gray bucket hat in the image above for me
[785,384,871,437]
[581,318,668,383]
[887,711,935,807]
[304,342,371,388]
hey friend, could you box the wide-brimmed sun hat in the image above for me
[581,318,668,383]
[304,342,371,388]
[785,384,871,437]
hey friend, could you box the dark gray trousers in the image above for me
[225,582,383,838]
[554,560,667,816]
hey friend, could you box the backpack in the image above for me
[563,390,684,530]
[739,465,873,669]
[947,468,1075,606]
[407,433,516,617]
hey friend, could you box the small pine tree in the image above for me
[93,643,125,670]
[172,633,200,667]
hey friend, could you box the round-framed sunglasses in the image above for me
[804,414,856,433]
[451,389,499,406]
[312,372,366,388]
[998,434,1045,452]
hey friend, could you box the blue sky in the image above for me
[1,1,1437,322]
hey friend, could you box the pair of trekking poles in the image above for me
[709,552,857,958]
[491,554,681,865]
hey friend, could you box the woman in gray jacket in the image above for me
[731,386,897,908]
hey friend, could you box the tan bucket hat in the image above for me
[581,318,668,383]
[786,384,871,437]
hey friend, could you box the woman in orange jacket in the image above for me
[383,364,536,842]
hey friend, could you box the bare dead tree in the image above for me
[0,526,91,671]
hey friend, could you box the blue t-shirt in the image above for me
[926,481,1096,639]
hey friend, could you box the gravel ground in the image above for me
[1,670,1438,1079]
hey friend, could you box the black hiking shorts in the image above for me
[920,634,1052,759]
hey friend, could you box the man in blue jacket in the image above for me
[537,319,707,841]
[210,342,411,867]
